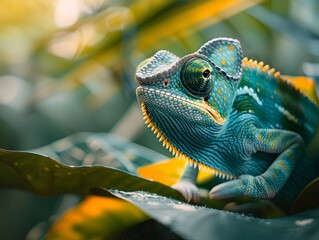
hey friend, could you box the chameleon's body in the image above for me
[135,38,319,210]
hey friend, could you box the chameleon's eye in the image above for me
[180,57,214,97]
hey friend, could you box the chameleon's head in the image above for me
[135,38,242,172]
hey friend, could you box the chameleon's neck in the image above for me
[159,109,245,172]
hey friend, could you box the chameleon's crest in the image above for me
[135,50,180,84]
[136,38,243,85]
[197,38,243,81]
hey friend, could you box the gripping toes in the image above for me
[209,174,277,200]
[172,180,200,203]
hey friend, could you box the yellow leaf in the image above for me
[138,158,214,186]
[46,196,148,240]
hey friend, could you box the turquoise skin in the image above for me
[135,38,319,210]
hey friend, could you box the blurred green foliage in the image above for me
[0,0,319,239]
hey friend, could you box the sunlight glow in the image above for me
[54,0,81,28]
[48,24,97,59]
[49,32,80,59]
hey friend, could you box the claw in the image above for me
[172,180,200,203]
[209,179,245,199]
[209,174,276,200]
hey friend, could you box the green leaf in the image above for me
[0,148,183,200]
[292,177,319,214]
[109,189,319,240]
[33,132,166,172]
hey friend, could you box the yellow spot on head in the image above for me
[218,89,222,94]
[221,59,226,66]
[228,45,234,50]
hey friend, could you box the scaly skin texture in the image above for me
[135,38,319,210]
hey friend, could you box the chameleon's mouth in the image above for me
[140,102,235,180]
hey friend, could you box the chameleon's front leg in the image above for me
[210,129,304,200]
[171,164,200,202]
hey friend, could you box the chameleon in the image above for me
[135,38,319,210]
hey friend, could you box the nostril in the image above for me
[163,79,170,87]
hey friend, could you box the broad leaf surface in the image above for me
[34,132,166,173]
[0,148,183,200]
[109,189,319,240]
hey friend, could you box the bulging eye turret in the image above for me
[180,57,214,98]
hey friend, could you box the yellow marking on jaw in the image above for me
[221,59,226,66]
[257,134,262,140]
[257,88,260,93]
[218,89,222,94]
[228,45,234,50]
[224,96,227,101]
[202,101,226,125]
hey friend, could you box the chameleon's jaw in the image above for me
[136,86,226,125]
[140,102,235,181]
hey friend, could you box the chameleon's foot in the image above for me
[209,175,276,200]
[171,180,200,203]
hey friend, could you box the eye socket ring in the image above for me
[180,57,214,98]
